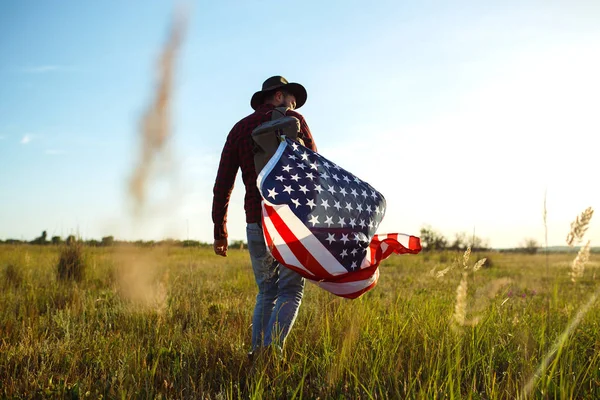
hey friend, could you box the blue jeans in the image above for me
[246,222,305,351]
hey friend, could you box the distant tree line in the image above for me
[0,230,244,248]
[419,226,548,254]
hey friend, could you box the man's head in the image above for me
[263,89,297,110]
[251,76,307,110]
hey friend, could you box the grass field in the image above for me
[1,244,599,399]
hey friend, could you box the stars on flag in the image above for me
[261,138,386,272]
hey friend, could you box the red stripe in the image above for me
[263,203,335,280]
[409,236,422,252]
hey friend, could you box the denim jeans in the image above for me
[246,222,305,351]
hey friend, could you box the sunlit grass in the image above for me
[1,245,599,398]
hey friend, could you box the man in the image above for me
[212,76,317,356]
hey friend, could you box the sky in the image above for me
[1,0,599,249]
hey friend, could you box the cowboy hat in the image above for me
[250,76,307,110]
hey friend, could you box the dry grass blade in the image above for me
[566,207,594,246]
[128,12,186,215]
[453,272,468,327]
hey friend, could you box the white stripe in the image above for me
[261,204,315,277]
[397,234,411,248]
[267,201,348,276]
[256,140,287,190]
[311,269,379,296]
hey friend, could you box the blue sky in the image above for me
[1,0,599,248]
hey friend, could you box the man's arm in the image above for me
[289,111,317,152]
[212,127,240,254]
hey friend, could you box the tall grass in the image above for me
[1,245,599,398]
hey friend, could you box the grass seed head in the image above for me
[571,240,591,282]
[566,207,594,246]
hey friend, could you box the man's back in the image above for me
[212,104,316,240]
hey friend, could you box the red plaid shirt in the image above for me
[212,104,316,240]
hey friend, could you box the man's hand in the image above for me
[214,238,228,257]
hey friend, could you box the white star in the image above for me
[350,261,358,270]
[345,202,353,212]
[282,165,292,172]
[359,219,366,228]
[371,190,377,199]
[333,164,341,170]
[275,175,285,182]
[351,248,358,256]
[292,142,299,151]
[320,172,330,179]
[353,234,361,243]
[356,204,363,212]
[305,172,315,180]
[368,220,374,228]
[353,176,361,184]
[340,249,348,259]
[301,152,309,161]
[343,175,351,183]
[320,199,330,210]
[306,199,316,209]
[267,188,278,199]
[366,205,372,213]
[350,188,358,197]
[339,188,348,197]
[375,206,380,214]
[296,163,306,170]
[338,217,346,228]
[299,185,309,194]
[324,215,334,227]
[310,162,319,170]
[287,154,297,161]
[308,214,320,226]
[340,233,349,243]
[323,161,331,168]
[283,185,294,194]
[349,218,356,228]
[314,184,323,193]
[361,190,368,198]
[327,185,336,195]
[290,174,300,182]
[334,201,342,211]
[291,198,301,208]
[332,174,340,182]
[326,233,336,244]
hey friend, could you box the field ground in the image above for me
[1,245,599,399]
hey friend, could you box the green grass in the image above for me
[1,245,599,399]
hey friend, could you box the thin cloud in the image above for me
[20,134,32,144]
[45,149,65,155]
[21,65,78,73]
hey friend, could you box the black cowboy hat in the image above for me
[250,75,307,110]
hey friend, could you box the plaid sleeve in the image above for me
[289,111,317,152]
[212,126,240,240]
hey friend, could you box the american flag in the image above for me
[257,137,421,299]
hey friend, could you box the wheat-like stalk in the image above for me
[571,240,591,283]
[462,246,471,268]
[473,258,487,272]
[566,207,594,246]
